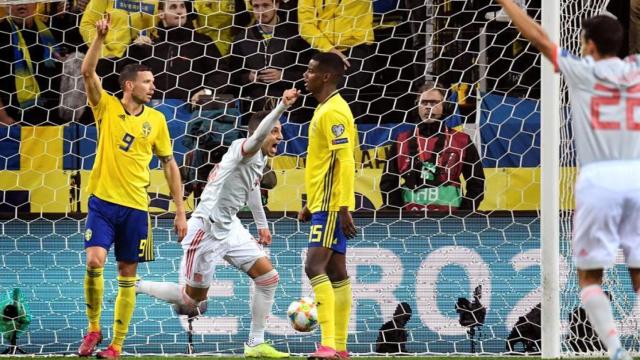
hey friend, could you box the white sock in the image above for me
[580,285,621,358]
[137,280,183,303]
[247,269,279,346]
[138,280,207,317]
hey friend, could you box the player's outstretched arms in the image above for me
[81,13,110,107]
[242,88,301,156]
[496,0,556,64]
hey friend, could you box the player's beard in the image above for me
[132,93,149,105]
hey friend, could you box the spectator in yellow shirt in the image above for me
[298,0,374,121]
[80,0,158,92]
[194,0,236,56]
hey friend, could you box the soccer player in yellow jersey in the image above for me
[77,14,188,360]
[298,52,357,360]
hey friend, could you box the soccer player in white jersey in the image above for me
[497,2,639,360]
[136,88,300,358]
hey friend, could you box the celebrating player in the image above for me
[298,52,357,360]
[78,13,188,360]
[497,2,638,360]
[136,89,299,358]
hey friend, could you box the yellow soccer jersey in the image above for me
[305,92,356,212]
[86,90,173,211]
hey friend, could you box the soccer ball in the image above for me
[287,297,318,332]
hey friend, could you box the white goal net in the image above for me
[0,0,637,356]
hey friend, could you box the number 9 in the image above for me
[119,133,135,152]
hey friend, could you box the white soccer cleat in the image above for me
[611,348,632,360]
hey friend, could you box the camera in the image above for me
[455,285,486,328]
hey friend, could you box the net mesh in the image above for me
[0,0,637,356]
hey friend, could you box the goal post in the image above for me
[540,0,561,357]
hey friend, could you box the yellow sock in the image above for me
[332,278,352,352]
[111,276,137,352]
[84,267,104,333]
[311,274,335,349]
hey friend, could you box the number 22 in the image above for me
[591,84,640,131]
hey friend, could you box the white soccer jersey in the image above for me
[192,139,265,225]
[555,46,640,165]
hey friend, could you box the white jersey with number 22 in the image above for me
[555,46,640,165]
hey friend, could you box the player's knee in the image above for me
[172,301,208,318]
[175,287,209,317]
[304,262,323,279]
[326,268,348,282]
[185,285,208,303]
[254,269,279,289]
[85,254,106,269]
[578,269,604,287]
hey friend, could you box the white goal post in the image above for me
[540,0,561,357]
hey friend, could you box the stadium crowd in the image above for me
[1,0,634,127]
[0,0,633,213]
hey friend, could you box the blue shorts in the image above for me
[84,195,153,262]
[308,211,347,254]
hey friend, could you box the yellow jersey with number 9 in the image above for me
[86,90,173,211]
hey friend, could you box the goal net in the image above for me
[0,0,636,356]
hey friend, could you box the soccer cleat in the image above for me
[336,350,349,360]
[308,345,337,359]
[611,348,632,360]
[96,345,121,360]
[244,342,289,358]
[77,331,102,357]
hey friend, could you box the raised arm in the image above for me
[81,13,109,106]
[496,0,556,62]
[241,88,300,156]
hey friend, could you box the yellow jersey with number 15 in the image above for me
[305,92,356,213]
[86,90,173,211]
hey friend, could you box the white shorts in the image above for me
[180,216,266,288]
[573,161,640,270]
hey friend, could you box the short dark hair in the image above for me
[311,52,345,80]
[250,0,279,5]
[417,81,446,99]
[118,63,153,90]
[248,110,271,133]
[582,15,623,56]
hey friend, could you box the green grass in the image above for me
[0,358,539,360]
[0,357,614,360]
